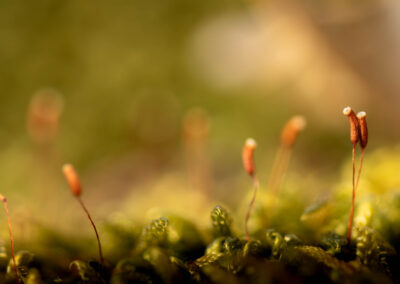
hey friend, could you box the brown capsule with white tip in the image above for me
[280,115,307,147]
[343,107,360,145]
[357,111,368,149]
[242,138,257,176]
[62,164,82,197]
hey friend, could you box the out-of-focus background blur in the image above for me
[1,0,400,250]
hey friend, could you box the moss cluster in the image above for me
[0,200,398,283]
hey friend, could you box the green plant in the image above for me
[0,108,396,283]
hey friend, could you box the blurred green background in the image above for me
[1,0,400,246]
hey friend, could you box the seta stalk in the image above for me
[343,107,368,244]
[242,138,259,241]
[268,115,306,195]
[0,194,19,284]
[62,164,104,265]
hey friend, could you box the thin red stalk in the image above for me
[346,143,356,243]
[1,199,19,284]
[355,148,365,195]
[268,146,293,196]
[273,148,292,196]
[245,175,259,241]
[77,197,104,265]
[268,146,284,192]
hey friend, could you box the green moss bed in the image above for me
[0,201,399,284]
